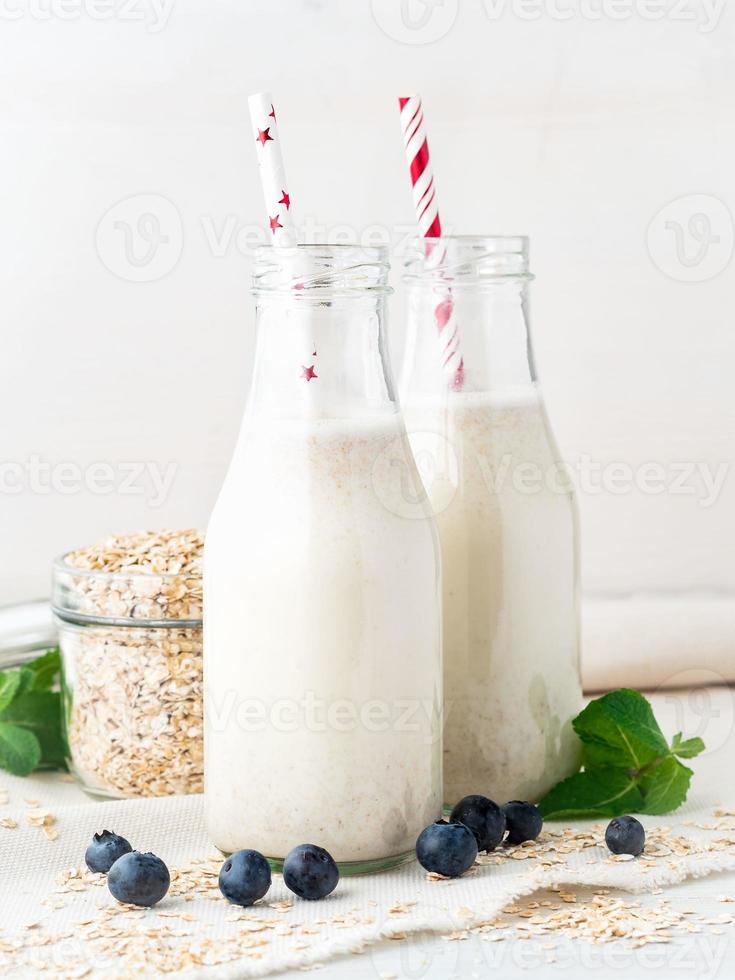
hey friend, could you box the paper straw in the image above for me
[399,95,464,391]
[248,92,298,247]
[248,93,323,387]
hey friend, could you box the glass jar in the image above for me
[204,244,442,872]
[53,543,204,798]
[400,236,583,808]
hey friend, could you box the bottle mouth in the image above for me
[403,235,532,285]
[253,244,392,297]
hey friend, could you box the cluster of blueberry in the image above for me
[84,832,339,908]
[415,795,646,878]
[85,807,646,907]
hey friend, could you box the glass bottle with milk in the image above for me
[400,236,583,808]
[204,244,442,872]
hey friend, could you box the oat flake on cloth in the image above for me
[0,787,734,978]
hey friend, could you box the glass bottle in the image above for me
[400,236,583,808]
[204,244,442,872]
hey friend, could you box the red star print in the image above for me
[301,365,318,382]
[269,215,283,234]
[278,190,290,210]
[269,104,276,122]
[256,127,273,146]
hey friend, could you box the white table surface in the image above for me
[8,685,735,979]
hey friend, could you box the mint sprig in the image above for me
[538,688,705,820]
[0,649,67,776]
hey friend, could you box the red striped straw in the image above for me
[399,95,464,391]
[248,92,298,247]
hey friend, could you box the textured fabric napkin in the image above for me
[2,785,735,977]
[2,686,734,977]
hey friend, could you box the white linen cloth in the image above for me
[0,688,733,978]
[583,596,735,690]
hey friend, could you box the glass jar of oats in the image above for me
[52,530,203,799]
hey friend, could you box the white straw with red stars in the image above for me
[248,92,297,247]
[399,94,464,391]
[248,93,322,385]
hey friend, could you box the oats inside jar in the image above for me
[53,529,204,799]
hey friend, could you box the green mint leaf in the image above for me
[0,722,42,776]
[27,648,61,692]
[638,756,693,814]
[538,768,645,820]
[0,670,25,714]
[670,732,706,759]
[540,688,706,819]
[0,650,67,774]
[572,688,669,770]
[2,692,67,770]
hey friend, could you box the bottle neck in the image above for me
[400,277,536,401]
[246,244,397,421]
[247,292,397,420]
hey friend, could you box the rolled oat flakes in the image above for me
[53,530,204,798]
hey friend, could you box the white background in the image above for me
[1,0,733,684]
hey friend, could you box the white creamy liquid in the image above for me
[405,387,582,806]
[204,413,442,863]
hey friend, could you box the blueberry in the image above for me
[84,830,132,874]
[107,852,170,907]
[219,849,271,907]
[450,795,506,852]
[605,815,645,857]
[502,801,543,845]
[283,844,339,900]
[415,819,478,878]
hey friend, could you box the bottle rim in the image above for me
[252,243,392,296]
[402,235,533,285]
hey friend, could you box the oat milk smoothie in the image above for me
[205,246,442,870]
[401,237,583,807]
